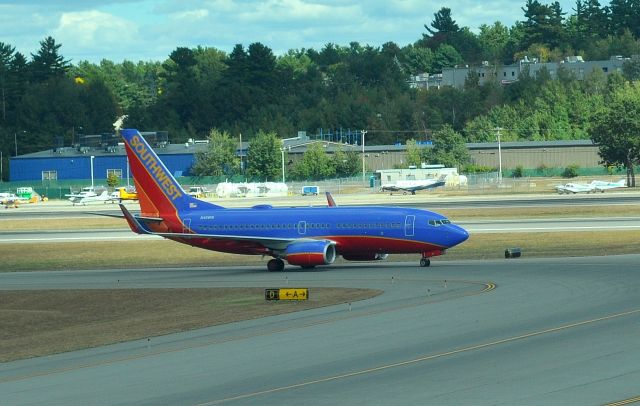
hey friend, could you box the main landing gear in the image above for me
[419,257,431,267]
[267,258,285,272]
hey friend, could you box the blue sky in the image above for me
[0,0,577,63]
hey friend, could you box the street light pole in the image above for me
[14,132,17,156]
[90,155,95,190]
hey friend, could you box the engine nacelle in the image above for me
[285,240,337,267]
[342,253,389,261]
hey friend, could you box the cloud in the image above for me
[1,0,579,63]
[168,8,209,20]
[52,10,141,61]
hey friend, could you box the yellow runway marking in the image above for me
[201,307,640,405]
[605,396,640,405]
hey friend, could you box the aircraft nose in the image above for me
[449,225,469,247]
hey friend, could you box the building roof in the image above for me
[12,138,597,159]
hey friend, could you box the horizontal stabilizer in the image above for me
[119,204,162,234]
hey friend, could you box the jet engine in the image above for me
[285,241,337,267]
[342,253,389,261]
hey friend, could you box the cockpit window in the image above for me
[428,218,451,226]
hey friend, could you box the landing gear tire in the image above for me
[420,258,431,267]
[267,258,285,272]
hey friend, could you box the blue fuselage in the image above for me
[179,205,468,256]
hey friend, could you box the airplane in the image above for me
[555,179,626,194]
[380,177,446,195]
[590,179,627,192]
[555,182,596,194]
[66,188,111,205]
[116,127,469,271]
[111,186,138,203]
[1,193,28,208]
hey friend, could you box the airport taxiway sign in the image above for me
[265,288,309,301]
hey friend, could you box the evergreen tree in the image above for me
[521,0,566,49]
[29,36,70,82]
[0,42,15,123]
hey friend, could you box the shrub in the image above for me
[461,164,495,173]
[561,164,580,178]
[512,165,524,178]
[536,163,549,176]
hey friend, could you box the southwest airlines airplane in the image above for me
[118,128,469,271]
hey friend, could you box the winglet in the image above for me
[326,192,337,207]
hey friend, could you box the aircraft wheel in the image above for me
[267,258,285,272]
[420,258,430,267]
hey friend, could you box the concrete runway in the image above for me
[1,256,639,405]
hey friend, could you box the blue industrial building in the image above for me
[9,131,205,182]
[10,150,198,182]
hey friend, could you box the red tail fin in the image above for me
[120,129,223,216]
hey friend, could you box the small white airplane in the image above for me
[66,187,111,205]
[555,179,626,194]
[380,176,446,195]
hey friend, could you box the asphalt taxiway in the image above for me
[1,255,639,405]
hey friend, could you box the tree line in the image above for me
[1,0,640,182]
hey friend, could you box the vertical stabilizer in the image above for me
[120,128,223,216]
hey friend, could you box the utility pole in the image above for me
[496,127,502,184]
[239,133,243,174]
[361,129,367,184]
[280,148,285,183]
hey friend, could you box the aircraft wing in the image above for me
[381,180,444,194]
[380,185,403,192]
[119,204,306,251]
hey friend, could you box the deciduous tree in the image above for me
[590,82,640,187]
[191,129,239,177]
[246,130,282,181]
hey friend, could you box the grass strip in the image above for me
[0,288,381,362]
